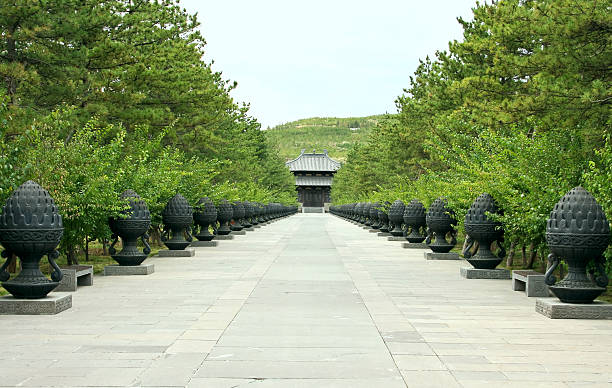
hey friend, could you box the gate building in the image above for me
[285,149,341,212]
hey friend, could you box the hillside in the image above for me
[265,115,384,162]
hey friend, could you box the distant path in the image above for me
[2,214,611,387]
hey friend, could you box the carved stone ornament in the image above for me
[354,202,363,223]
[242,201,254,228]
[379,202,391,233]
[425,197,457,253]
[161,194,193,250]
[388,200,406,236]
[370,202,381,229]
[231,202,245,231]
[462,193,506,269]
[363,203,372,226]
[256,202,265,224]
[194,197,217,241]
[250,202,260,225]
[109,189,151,266]
[216,200,233,235]
[403,199,427,243]
[0,181,64,298]
[545,187,610,303]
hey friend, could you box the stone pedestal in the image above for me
[253,225,262,228]
[362,226,371,230]
[244,227,255,231]
[215,235,234,240]
[536,298,612,319]
[104,263,155,276]
[231,230,246,235]
[403,243,428,249]
[157,248,195,257]
[387,236,405,242]
[377,232,391,237]
[0,293,72,315]
[460,267,511,279]
[190,241,218,247]
[369,229,379,233]
[424,252,461,260]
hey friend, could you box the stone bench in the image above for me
[512,270,548,297]
[56,265,93,292]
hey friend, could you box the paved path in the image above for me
[2,214,611,387]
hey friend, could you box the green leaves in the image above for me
[0,1,297,259]
[332,0,610,269]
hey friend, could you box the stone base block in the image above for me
[536,298,612,319]
[190,241,218,248]
[244,227,255,231]
[369,229,380,233]
[231,230,246,235]
[157,248,195,257]
[424,252,461,260]
[377,232,391,237]
[253,225,262,228]
[104,263,155,276]
[403,243,428,249]
[0,293,72,315]
[362,226,371,230]
[303,207,324,213]
[387,236,405,241]
[215,234,234,240]
[460,267,511,279]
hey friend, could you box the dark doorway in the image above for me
[303,189,324,207]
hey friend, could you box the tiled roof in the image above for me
[285,150,341,172]
[295,175,333,186]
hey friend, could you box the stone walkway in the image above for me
[2,214,611,387]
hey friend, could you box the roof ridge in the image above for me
[285,150,341,172]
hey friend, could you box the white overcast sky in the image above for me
[179,0,477,129]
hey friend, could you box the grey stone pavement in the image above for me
[2,214,611,387]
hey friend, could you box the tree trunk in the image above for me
[521,245,527,266]
[67,246,79,266]
[150,226,162,246]
[506,241,516,267]
[102,238,108,256]
[526,243,536,269]
[85,237,89,261]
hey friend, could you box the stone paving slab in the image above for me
[0,214,611,387]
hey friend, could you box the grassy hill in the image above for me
[265,115,383,162]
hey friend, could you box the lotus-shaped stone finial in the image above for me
[425,198,457,253]
[545,187,610,303]
[388,200,405,236]
[109,189,151,265]
[231,202,245,231]
[194,197,217,241]
[462,194,505,269]
[403,200,427,243]
[242,201,254,228]
[161,194,193,250]
[0,181,64,298]
[216,200,233,235]
[370,202,381,229]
